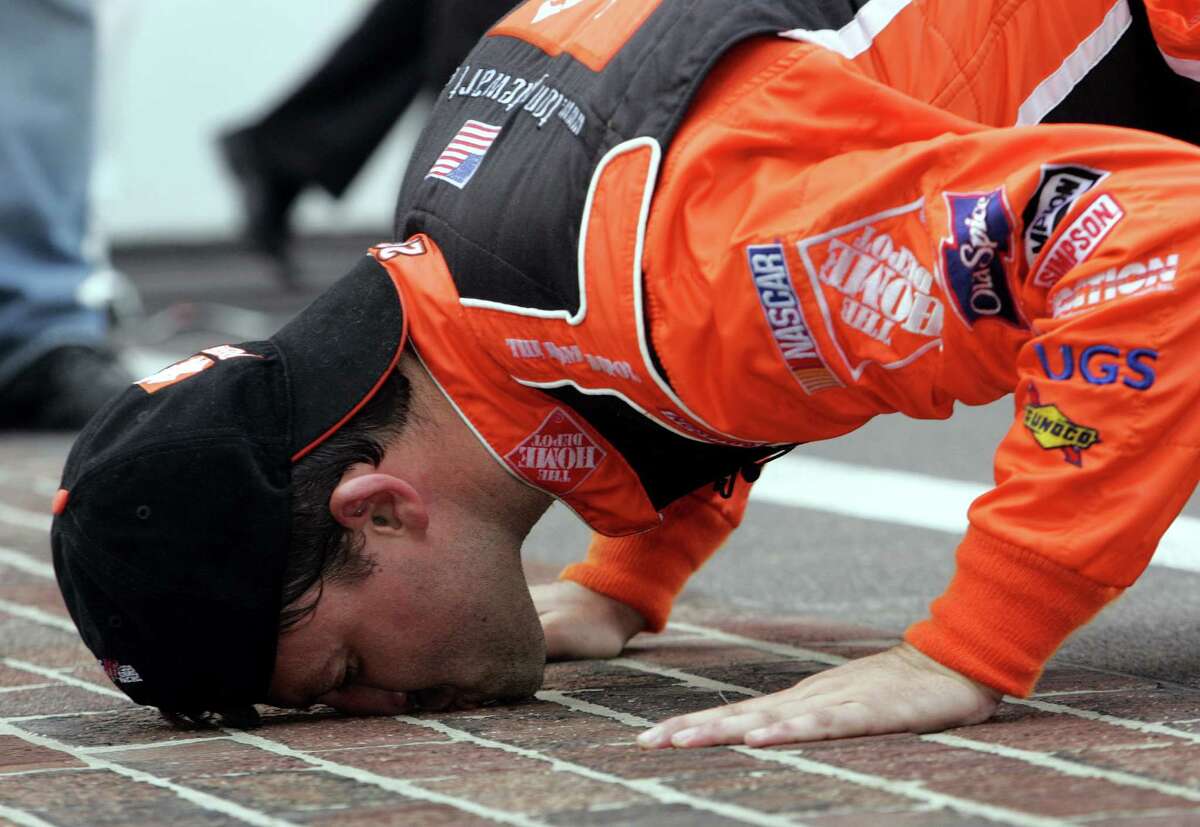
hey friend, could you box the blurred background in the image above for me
[100,0,424,244]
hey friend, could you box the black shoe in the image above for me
[0,347,131,431]
[219,131,303,277]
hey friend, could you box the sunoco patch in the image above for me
[1022,383,1100,467]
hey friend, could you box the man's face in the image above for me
[268,536,546,714]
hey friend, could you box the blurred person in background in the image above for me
[0,0,130,429]
[218,0,519,280]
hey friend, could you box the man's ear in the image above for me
[328,473,429,535]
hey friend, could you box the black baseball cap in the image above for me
[51,252,410,711]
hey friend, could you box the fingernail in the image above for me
[637,727,663,747]
[671,728,697,747]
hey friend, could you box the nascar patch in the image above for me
[746,243,841,394]
[942,189,1022,328]
[1022,383,1100,467]
[426,120,502,189]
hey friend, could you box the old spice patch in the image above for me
[505,408,606,495]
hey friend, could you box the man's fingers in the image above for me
[743,701,878,746]
[637,681,840,749]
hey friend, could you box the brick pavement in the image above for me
[2,435,1200,826]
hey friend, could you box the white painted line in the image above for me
[400,716,804,827]
[221,728,554,827]
[0,547,54,579]
[3,659,125,700]
[0,803,60,827]
[924,733,1200,802]
[668,622,848,667]
[734,747,1074,827]
[0,710,110,725]
[752,454,1200,574]
[1,634,562,827]
[0,598,75,634]
[0,502,51,533]
[0,765,94,780]
[610,658,763,698]
[0,683,54,695]
[80,736,232,754]
[0,723,302,827]
[540,688,1063,827]
[1007,697,1200,746]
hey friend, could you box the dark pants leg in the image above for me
[234,0,429,198]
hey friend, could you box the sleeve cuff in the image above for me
[904,526,1123,697]
[560,485,748,632]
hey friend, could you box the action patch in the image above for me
[506,407,606,495]
[942,189,1023,328]
[746,243,841,395]
[1022,383,1100,467]
[1049,253,1178,318]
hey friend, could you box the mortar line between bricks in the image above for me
[0,802,59,827]
[79,736,233,754]
[220,727,555,827]
[0,683,54,694]
[0,723,302,827]
[398,715,806,827]
[3,659,126,699]
[610,658,765,698]
[0,711,109,725]
[1006,697,1200,745]
[1070,805,1200,823]
[5,651,555,827]
[0,501,50,533]
[925,734,1200,801]
[0,599,75,634]
[538,690,1066,827]
[0,765,95,779]
[0,547,53,579]
[611,655,1200,800]
[666,623,848,666]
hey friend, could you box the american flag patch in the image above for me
[425,120,503,189]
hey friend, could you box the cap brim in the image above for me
[272,254,410,461]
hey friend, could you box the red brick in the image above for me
[0,769,243,827]
[0,684,126,718]
[104,738,310,777]
[794,736,1192,817]
[0,734,83,772]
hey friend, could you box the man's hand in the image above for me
[531,581,646,660]
[636,643,1001,748]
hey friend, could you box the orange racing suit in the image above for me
[383,0,1200,696]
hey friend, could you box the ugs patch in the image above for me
[746,243,841,395]
[796,198,945,381]
[941,188,1024,329]
[1022,383,1100,467]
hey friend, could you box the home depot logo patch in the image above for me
[506,408,605,495]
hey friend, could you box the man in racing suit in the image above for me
[52,0,1200,745]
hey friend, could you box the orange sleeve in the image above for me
[560,479,751,631]
[643,43,1200,696]
[908,234,1200,695]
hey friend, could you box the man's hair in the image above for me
[281,364,413,630]
[161,364,412,730]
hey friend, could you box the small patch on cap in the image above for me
[52,489,70,515]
